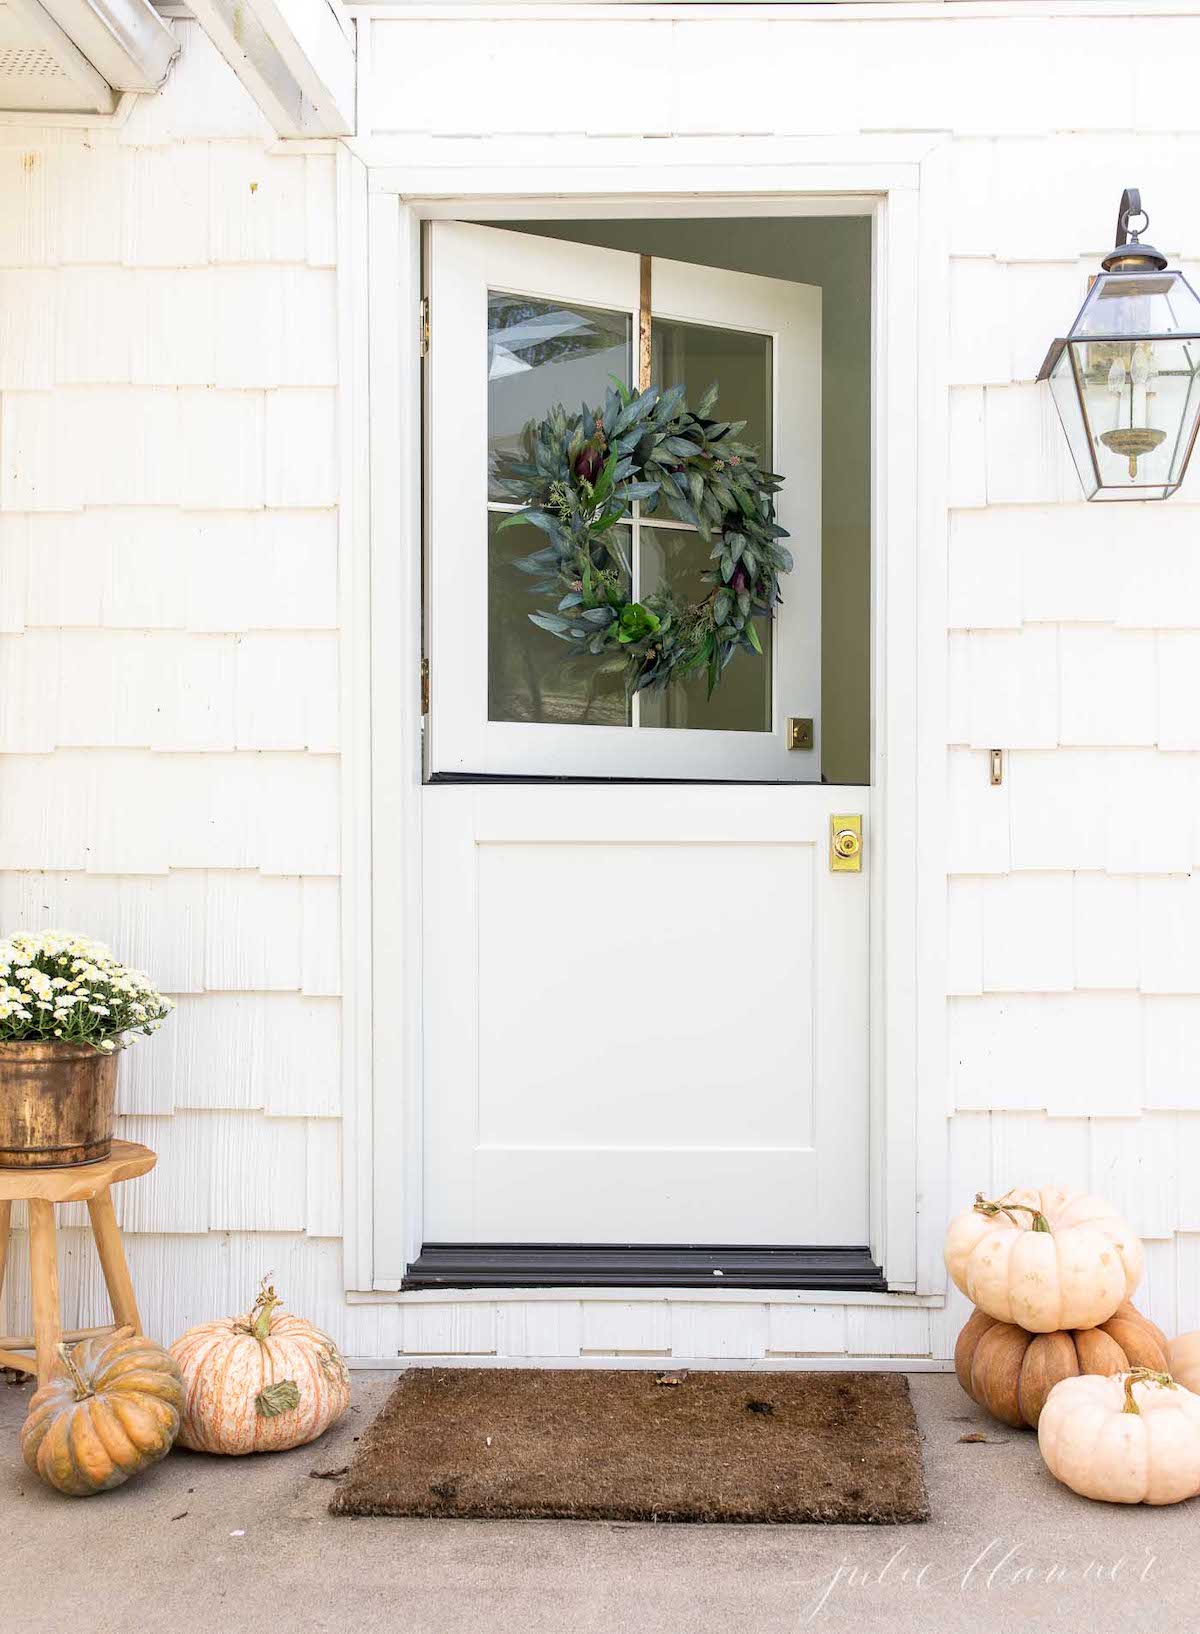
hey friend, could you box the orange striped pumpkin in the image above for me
[170,1280,350,1455]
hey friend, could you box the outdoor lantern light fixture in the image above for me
[1038,188,1200,500]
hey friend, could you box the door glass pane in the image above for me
[651,319,773,465]
[488,293,632,501]
[487,290,633,728]
[488,513,632,726]
[641,320,774,733]
[637,527,772,733]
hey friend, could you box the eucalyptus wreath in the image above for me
[492,378,792,698]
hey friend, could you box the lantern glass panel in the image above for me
[1067,333,1200,499]
[1071,270,1200,340]
[1046,344,1100,500]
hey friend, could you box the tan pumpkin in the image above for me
[1165,1329,1200,1395]
[20,1327,184,1497]
[170,1279,351,1455]
[955,1300,1169,1429]
[944,1187,1143,1332]
[1038,1368,1200,1505]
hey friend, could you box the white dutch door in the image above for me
[422,223,869,1245]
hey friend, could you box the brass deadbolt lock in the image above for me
[830,815,863,872]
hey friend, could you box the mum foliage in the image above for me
[492,379,793,698]
[0,931,174,1051]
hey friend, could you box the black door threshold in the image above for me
[402,1243,886,1293]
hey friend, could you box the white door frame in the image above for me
[339,138,950,1301]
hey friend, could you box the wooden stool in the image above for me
[0,1140,156,1388]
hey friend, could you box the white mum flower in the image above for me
[0,926,171,1047]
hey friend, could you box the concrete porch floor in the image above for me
[2,1368,1192,1634]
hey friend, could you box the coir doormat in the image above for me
[330,1367,929,1524]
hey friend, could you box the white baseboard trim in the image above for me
[343,1355,957,1373]
[347,1285,947,1307]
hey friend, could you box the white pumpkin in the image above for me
[170,1280,351,1455]
[1166,1330,1200,1395]
[1038,1368,1200,1505]
[944,1188,1143,1333]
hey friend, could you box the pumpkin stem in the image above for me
[973,1192,1052,1233]
[56,1341,93,1402]
[248,1275,284,1342]
[1122,1366,1177,1415]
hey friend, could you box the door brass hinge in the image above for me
[419,296,430,358]
[420,657,430,715]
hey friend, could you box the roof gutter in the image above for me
[21,0,178,90]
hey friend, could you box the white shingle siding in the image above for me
[1,508,339,633]
[4,8,1200,1362]
[0,24,375,1352]
[0,753,338,874]
[122,992,340,1116]
[0,630,338,752]
[935,54,1200,1359]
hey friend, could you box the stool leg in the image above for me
[0,1200,11,1317]
[28,1200,62,1388]
[87,1188,141,1333]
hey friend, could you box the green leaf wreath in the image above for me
[492,378,792,698]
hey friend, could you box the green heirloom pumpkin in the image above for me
[21,1327,184,1496]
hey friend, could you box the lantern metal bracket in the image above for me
[1115,186,1147,248]
[1102,186,1168,273]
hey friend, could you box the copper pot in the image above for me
[0,1040,119,1168]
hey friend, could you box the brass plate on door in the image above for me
[830,815,862,872]
[787,717,814,752]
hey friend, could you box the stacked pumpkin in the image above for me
[954,1301,1169,1430]
[945,1187,1200,1505]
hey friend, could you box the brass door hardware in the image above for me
[638,255,653,391]
[830,815,863,872]
[989,748,1003,786]
[787,717,814,752]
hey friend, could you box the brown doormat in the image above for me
[330,1368,929,1524]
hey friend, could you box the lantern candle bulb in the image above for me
[1131,344,1153,427]
[1098,341,1166,477]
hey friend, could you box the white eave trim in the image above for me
[43,0,177,87]
[188,0,355,137]
[4,0,113,109]
[11,0,178,92]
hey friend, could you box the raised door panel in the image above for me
[423,784,869,1244]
